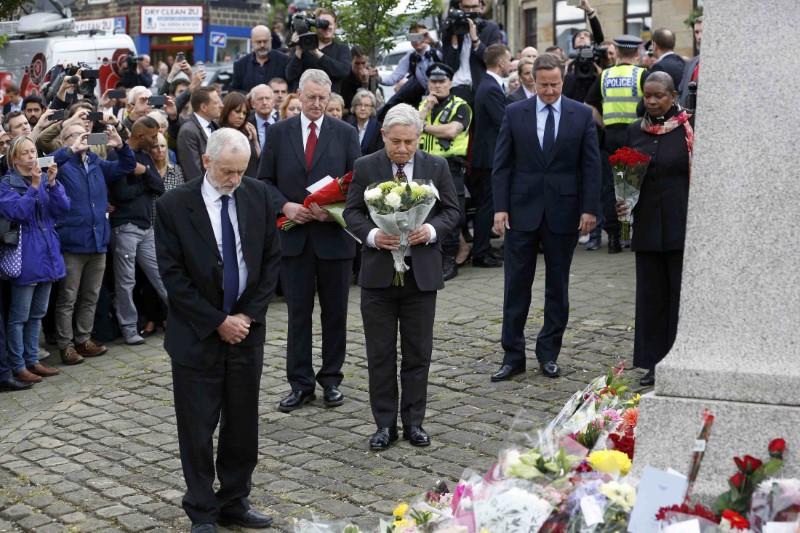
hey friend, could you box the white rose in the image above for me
[364,187,383,202]
[385,192,402,208]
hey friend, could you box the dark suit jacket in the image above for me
[154,176,281,369]
[230,51,289,93]
[176,114,216,184]
[257,114,361,259]
[507,86,528,104]
[473,73,506,169]
[286,41,352,94]
[492,96,601,234]
[343,149,461,291]
[646,53,686,91]
[442,21,501,87]
[678,55,700,109]
[345,116,384,156]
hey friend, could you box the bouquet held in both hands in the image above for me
[363,178,439,286]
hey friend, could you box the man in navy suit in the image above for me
[644,28,686,91]
[471,44,511,268]
[491,53,601,381]
[257,69,362,412]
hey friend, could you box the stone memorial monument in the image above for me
[631,0,800,498]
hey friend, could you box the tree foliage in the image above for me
[0,0,29,21]
[319,0,441,63]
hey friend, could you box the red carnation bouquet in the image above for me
[277,171,353,232]
[609,147,650,241]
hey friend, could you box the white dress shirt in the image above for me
[195,113,213,138]
[522,85,535,99]
[366,159,437,250]
[536,96,562,150]
[452,35,473,87]
[300,113,324,150]
[201,176,248,301]
[486,70,504,92]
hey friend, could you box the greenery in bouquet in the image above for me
[564,477,637,533]
[364,180,437,215]
[713,438,786,516]
[504,447,583,481]
[384,480,453,533]
[609,146,650,240]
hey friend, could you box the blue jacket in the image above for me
[53,145,136,253]
[0,171,70,285]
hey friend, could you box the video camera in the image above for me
[288,13,330,52]
[441,9,487,37]
[43,62,96,103]
[124,52,145,71]
[572,45,607,80]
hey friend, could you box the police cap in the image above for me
[613,35,643,50]
[426,62,454,81]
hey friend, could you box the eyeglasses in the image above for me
[355,103,374,109]
[64,132,84,139]
[303,95,329,103]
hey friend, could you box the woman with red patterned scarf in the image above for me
[616,71,694,387]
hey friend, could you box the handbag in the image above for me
[0,216,20,246]
[0,230,22,280]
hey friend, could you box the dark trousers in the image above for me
[361,266,436,428]
[377,77,426,121]
[281,238,351,393]
[172,343,263,525]
[470,167,495,260]
[633,250,684,370]
[501,217,579,367]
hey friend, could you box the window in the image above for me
[624,0,652,39]
[553,1,586,54]
[525,8,537,48]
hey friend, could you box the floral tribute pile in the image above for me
[293,366,797,533]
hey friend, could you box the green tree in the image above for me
[0,0,28,20]
[319,0,441,64]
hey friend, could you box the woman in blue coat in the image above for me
[0,136,70,384]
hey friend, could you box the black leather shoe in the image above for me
[491,364,525,382]
[403,425,431,447]
[472,255,502,268]
[218,509,273,529]
[539,361,561,378]
[584,234,601,251]
[639,368,655,387]
[323,385,344,407]
[369,427,399,451]
[442,255,458,281]
[0,377,34,391]
[190,524,217,533]
[490,248,504,259]
[278,390,316,412]
[607,231,622,254]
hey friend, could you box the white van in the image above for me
[0,12,136,101]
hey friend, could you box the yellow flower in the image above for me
[392,518,412,530]
[393,503,409,518]
[588,449,632,476]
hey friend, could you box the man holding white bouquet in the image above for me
[343,104,460,451]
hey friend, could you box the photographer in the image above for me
[286,8,352,95]
[562,0,605,103]
[340,46,380,116]
[121,54,153,90]
[441,0,500,107]
[231,25,289,94]
[47,65,99,109]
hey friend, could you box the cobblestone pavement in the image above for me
[0,243,642,532]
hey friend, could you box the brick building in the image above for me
[496,0,702,59]
[70,0,272,64]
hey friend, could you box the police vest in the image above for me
[601,64,645,126]
[418,95,471,158]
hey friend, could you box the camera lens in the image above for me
[68,76,79,85]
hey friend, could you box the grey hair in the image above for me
[147,110,168,127]
[60,122,86,141]
[247,84,272,102]
[328,92,345,107]
[382,103,423,135]
[206,127,251,161]
[127,86,151,105]
[351,89,376,116]
[299,69,332,92]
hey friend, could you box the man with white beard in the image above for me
[231,25,290,94]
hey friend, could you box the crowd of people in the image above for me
[0,2,702,529]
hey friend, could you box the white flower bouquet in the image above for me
[364,178,439,286]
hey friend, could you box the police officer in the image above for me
[418,62,471,280]
[585,35,646,253]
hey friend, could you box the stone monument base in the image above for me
[632,393,800,501]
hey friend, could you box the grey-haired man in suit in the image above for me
[343,104,460,451]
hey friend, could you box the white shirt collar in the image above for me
[486,70,504,89]
[300,112,324,133]
[195,113,212,132]
[657,50,675,62]
[522,85,535,99]
[536,96,562,113]
[201,173,225,204]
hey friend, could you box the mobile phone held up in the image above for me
[87,111,105,122]
[87,133,109,145]
[108,89,127,99]
[37,156,55,168]
[148,95,167,108]
[408,33,425,42]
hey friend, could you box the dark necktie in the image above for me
[220,195,239,314]
[305,122,317,171]
[395,162,407,182]
[543,104,555,156]
[259,121,268,150]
